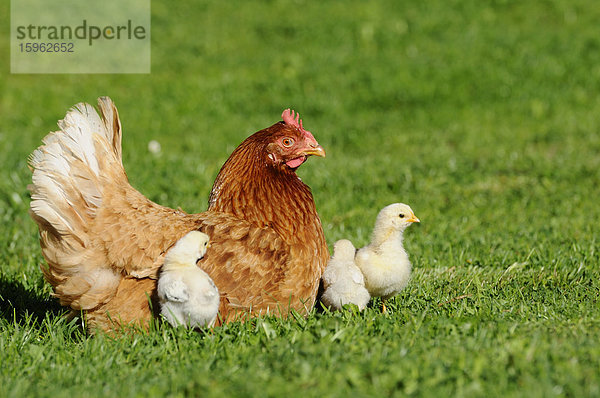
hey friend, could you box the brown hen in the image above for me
[28,97,328,332]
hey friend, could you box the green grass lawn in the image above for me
[1,0,599,396]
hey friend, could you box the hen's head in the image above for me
[257,109,325,170]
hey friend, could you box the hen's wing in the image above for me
[89,210,292,329]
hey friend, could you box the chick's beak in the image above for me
[407,214,420,223]
[302,144,326,158]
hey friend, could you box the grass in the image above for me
[1,0,599,396]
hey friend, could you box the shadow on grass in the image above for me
[0,277,66,325]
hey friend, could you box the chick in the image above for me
[355,203,420,312]
[157,231,220,328]
[321,239,370,311]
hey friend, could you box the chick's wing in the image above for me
[162,278,189,303]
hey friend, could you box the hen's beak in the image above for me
[407,215,420,223]
[302,144,326,158]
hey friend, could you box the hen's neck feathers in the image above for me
[208,128,320,246]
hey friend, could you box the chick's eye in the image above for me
[282,138,294,147]
[399,213,405,218]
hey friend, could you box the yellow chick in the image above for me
[355,203,420,312]
[321,239,370,311]
[157,231,220,328]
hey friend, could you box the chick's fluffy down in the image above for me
[158,231,220,328]
[321,239,370,311]
[355,203,418,300]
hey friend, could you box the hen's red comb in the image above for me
[282,108,317,144]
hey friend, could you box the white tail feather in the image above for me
[29,97,124,310]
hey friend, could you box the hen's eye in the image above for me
[399,214,405,218]
[282,138,294,147]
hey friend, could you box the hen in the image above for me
[157,231,219,329]
[28,97,329,332]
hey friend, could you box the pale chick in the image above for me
[157,231,220,328]
[355,203,420,312]
[321,239,370,311]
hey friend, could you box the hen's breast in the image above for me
[204,139,328,317]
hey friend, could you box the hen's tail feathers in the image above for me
[29,97,125,310]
